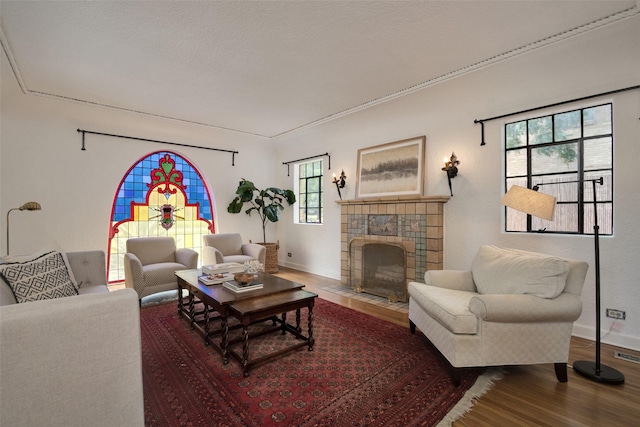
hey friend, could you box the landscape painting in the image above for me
[356,136,425,198]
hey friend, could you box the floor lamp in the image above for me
[501,180,624,385]
[5,201,42,256]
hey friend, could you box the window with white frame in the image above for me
[504,103,613,235]
[295,159,323,224]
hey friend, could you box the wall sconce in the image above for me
[332,170,346,200]
[441,153,459,196]
[6,201,42,256]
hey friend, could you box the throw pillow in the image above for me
[471,245,569,299]
[2,251,79,290]
[0,251,78,303]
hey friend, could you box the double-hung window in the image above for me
[504,103,613,235]
[296,160,323,224]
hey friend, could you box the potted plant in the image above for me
[227,179,296,273]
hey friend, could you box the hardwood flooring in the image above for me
[274,267,640,427]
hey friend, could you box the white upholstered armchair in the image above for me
[202,233,266,266]
[124,237,198,302]
[409,246,588,385]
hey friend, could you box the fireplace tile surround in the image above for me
[338,196,448,294]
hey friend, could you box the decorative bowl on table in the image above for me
[234,273,256,284]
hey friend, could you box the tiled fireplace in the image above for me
[338,196,448,302]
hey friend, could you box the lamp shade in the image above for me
[18,202,41,211]
[500,185,556,221]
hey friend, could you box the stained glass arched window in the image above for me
[108,151,215,282]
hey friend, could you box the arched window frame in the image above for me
[107,150,215,282]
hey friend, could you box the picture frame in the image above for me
[356,136,425,199]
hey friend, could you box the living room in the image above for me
[1,1,639,426]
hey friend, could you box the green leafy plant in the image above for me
[227,179,296,243]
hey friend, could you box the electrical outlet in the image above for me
[606,308,626,320]
[287,252,292,257]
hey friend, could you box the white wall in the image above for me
[274,15,640,351]
[1,14,638,351]
[1,52,276,256]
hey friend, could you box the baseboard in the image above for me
[277,260,341,281]
[572,323,640,352]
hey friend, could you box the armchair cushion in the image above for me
[469,293,583,322]
[471,245,569,298]
[408,282,478,334]
[0,251,78,303]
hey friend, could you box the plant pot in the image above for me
[257,242,279,273]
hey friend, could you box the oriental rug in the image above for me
[141,298,498,426]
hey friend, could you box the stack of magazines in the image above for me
[223,280,263,293]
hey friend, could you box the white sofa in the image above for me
[409,245,588,385]
[0,250,144,427]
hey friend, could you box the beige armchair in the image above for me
[409,246,588,385]
[202,233,266,266]
[124,237,198,302]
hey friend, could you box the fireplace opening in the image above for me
[349,239,407,302]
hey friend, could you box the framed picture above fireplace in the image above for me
[356,136,425,199]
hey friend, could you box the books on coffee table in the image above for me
[198,273,234,285]
[222,280,263,293]
[202,262,244,275]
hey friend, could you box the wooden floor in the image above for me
[274,267,640,427]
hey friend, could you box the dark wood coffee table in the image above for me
[175,270,317,376]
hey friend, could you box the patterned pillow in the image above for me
[0,251,78,303]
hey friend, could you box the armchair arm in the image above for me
[176,248,198,269]
[202,246,224,266]
[242,243,267,265]
[425,270,476,292]
[124,253,144,291]
[469,293,583,322]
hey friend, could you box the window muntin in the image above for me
[297,160,323,224]
[504,104,613,235]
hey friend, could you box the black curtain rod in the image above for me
[474,84,640,146]
[282,153,331,176]
[77,128,239,165]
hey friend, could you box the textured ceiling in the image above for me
[1,1,637,139]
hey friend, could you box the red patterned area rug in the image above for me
[141,298,492,426]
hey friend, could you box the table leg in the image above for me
[242,325,250,377]
[281,312,287,335]
[221,315,229,364]
[295,309,302,333]
[177,283,184,317]
[203,304,210,346]
[308,304,315,351]
[188,292,195,329]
